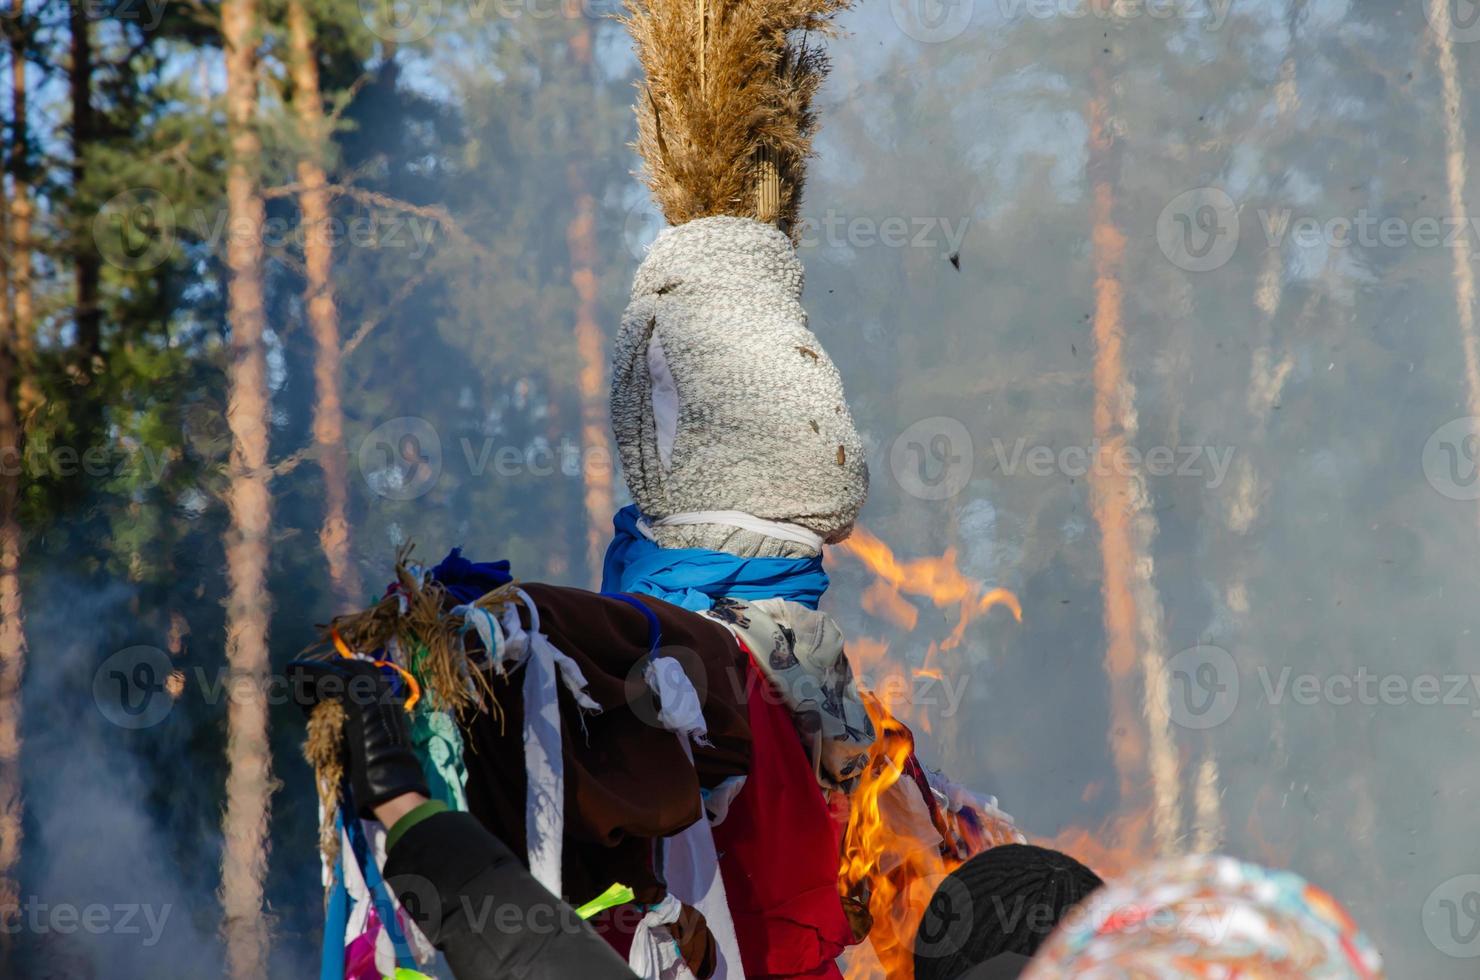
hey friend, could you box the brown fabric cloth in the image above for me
[666,903,719,978]
[461,584,751,908]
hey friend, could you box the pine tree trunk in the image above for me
[288,0,363,611]
[1198,37,1302,856]
[566,21,614,587]
[219,0,274,973]
[0,279,21,957]
[0,0,30,938]
[1431,0,1480,491]
[70,2,100,358]
[1085,65,1180,857]
[10,3,34,414]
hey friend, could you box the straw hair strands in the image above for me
[312,545,516,721]
[623,0,854,235]
[304,699,346,870]
[301,547,519,891]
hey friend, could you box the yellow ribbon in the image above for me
[573,882,636,920]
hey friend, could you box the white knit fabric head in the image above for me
[611,215,869,558]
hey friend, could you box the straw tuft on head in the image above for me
[623,0,854,236]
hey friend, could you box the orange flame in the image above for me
[839,692,947,980]
[831,529,1028,978]
[1039,809,1157,882]
[836,526,1022,652]
[838,691,1028,980]
[834,526,1021,734]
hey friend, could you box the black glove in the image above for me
[289,656,431,818]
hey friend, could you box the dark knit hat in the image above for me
[913,844,1103,980]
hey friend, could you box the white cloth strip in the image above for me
[627,893,698,980]
[643,658,746,980]
[647,334,680,476]
[643,655,709,745]
[496,589,603,901]
[662,743,747,980]
[651,511,825,551]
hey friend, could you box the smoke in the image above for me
[14,576,224,978]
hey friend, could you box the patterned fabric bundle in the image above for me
[611,215,868,559]
[702,595,874,790]
[1021,855,1385,979]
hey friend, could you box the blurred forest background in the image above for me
[4,0,1480,975]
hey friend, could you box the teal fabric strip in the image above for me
[411,704,469,811]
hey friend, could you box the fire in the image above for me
[834,526,1022,733]
[833,528,1028,979]
[836,526,1022,651]
[1040,809,1156,882]
[837,692,1027,979]
[847,635,893,675]
[839,692,951,980]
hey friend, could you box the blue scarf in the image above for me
[600,505,829,611]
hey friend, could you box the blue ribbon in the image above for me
[600,505,830,611]
[602,592,663,655]
[345,804,415,970]
[319,817,349,980]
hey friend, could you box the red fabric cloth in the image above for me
[713,649,855,980]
